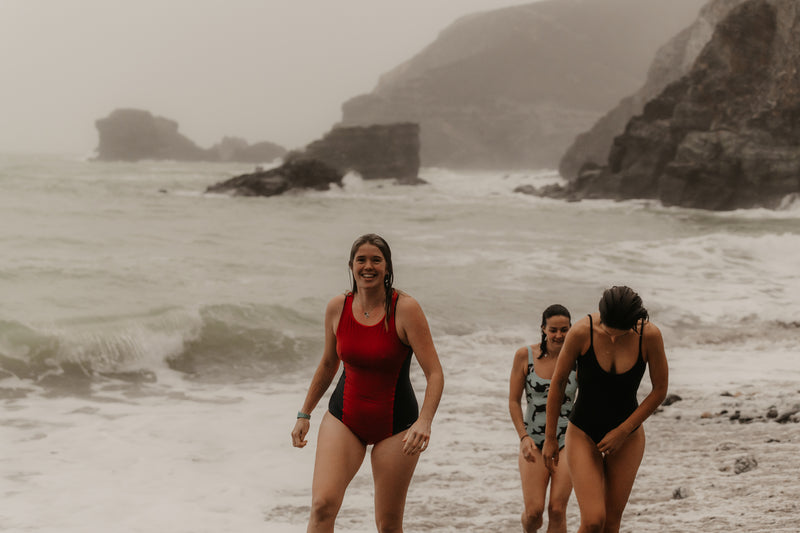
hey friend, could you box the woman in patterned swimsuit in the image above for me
[291,234,444,533]
[509,304,578,533]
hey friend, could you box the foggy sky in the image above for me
[0,0,533,155]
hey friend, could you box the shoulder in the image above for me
[514,345,532,362]
[395,290,423,315]
[641,320,664,345]
[325,293,348,316]
[568,315,592,338]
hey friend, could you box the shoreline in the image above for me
[265,381,800,532]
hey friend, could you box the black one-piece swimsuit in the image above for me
[569,315,646,444]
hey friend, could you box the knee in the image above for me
[522,506,544,531]
[547,500,567,522]
[309,495,340,525]
[375,511,403,533]
[579,515,605,533]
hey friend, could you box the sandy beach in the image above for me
[266,374,800,532]
[614,386,800,532]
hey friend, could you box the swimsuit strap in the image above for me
[638,317,645,356]
[340,292,353,322]
[527,345,534,366]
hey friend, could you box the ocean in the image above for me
[1,152,799,532]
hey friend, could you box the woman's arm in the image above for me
[396,294,444,455]
[509,346,530,440]
[542,317,587,472]
[291,295,344,448]
[509,346,537,462]
[597,322,668,455]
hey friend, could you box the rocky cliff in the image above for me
[559,0,749,180]
[94,109,285,163]
[291,123,421,183]
[540,0,800,210]
[340,0,705,170]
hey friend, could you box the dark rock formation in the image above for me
[340,0,705,170]
[733,454,758,474]
[205,122,422,196]
[559,0,749,181]
[94,109,285,163]
[205,158,343,197]
[291,123,422,184]
[537,0,800,210]
[663,393,683,406]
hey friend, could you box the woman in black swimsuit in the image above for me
[542,286,668,533]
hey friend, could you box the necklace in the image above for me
[359,297,384,319]
[599,324,632,343]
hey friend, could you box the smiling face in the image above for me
[349,243,388,291]
[542,315,571,348]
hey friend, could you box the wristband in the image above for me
[297,411,311,420]
[520,434,531,442]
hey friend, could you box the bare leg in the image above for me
[370,430,420,533]
[307,412,366,533]
[601,427,645,533]
[545,446,573,533]
[519,445,549,532]
[565,424,605,533]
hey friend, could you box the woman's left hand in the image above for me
[541,436,559,474]
[402,418,431,455]
[597,425,631,456]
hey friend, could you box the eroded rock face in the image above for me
[293,123,422,184]
[94,109,285,163]
[205,122,422,196]
[559,0,749,181]
[340,0,705,170]
[205,158,343,197]
[539,0,800,210]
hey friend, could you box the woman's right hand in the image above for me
[541,436,559,474]
[520,435,537,463]
[291,418,310,448]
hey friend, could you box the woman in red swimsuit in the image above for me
[291,233,444,533]
[543,286,668,533]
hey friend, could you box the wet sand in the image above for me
[274,383,800,532]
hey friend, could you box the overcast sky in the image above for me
[1,0,535,155]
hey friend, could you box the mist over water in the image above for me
[0,1,535,155]
[2,154,799,393]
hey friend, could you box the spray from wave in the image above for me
[0,303,320,395]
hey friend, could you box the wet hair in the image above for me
[599,286,648,331]
[348,233,394,324]
[538,304,571,359]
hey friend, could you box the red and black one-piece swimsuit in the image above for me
[328,290,419,444]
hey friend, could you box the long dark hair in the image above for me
[538,304,571,359]
[599,286,649,331]
[348,233,394,326]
